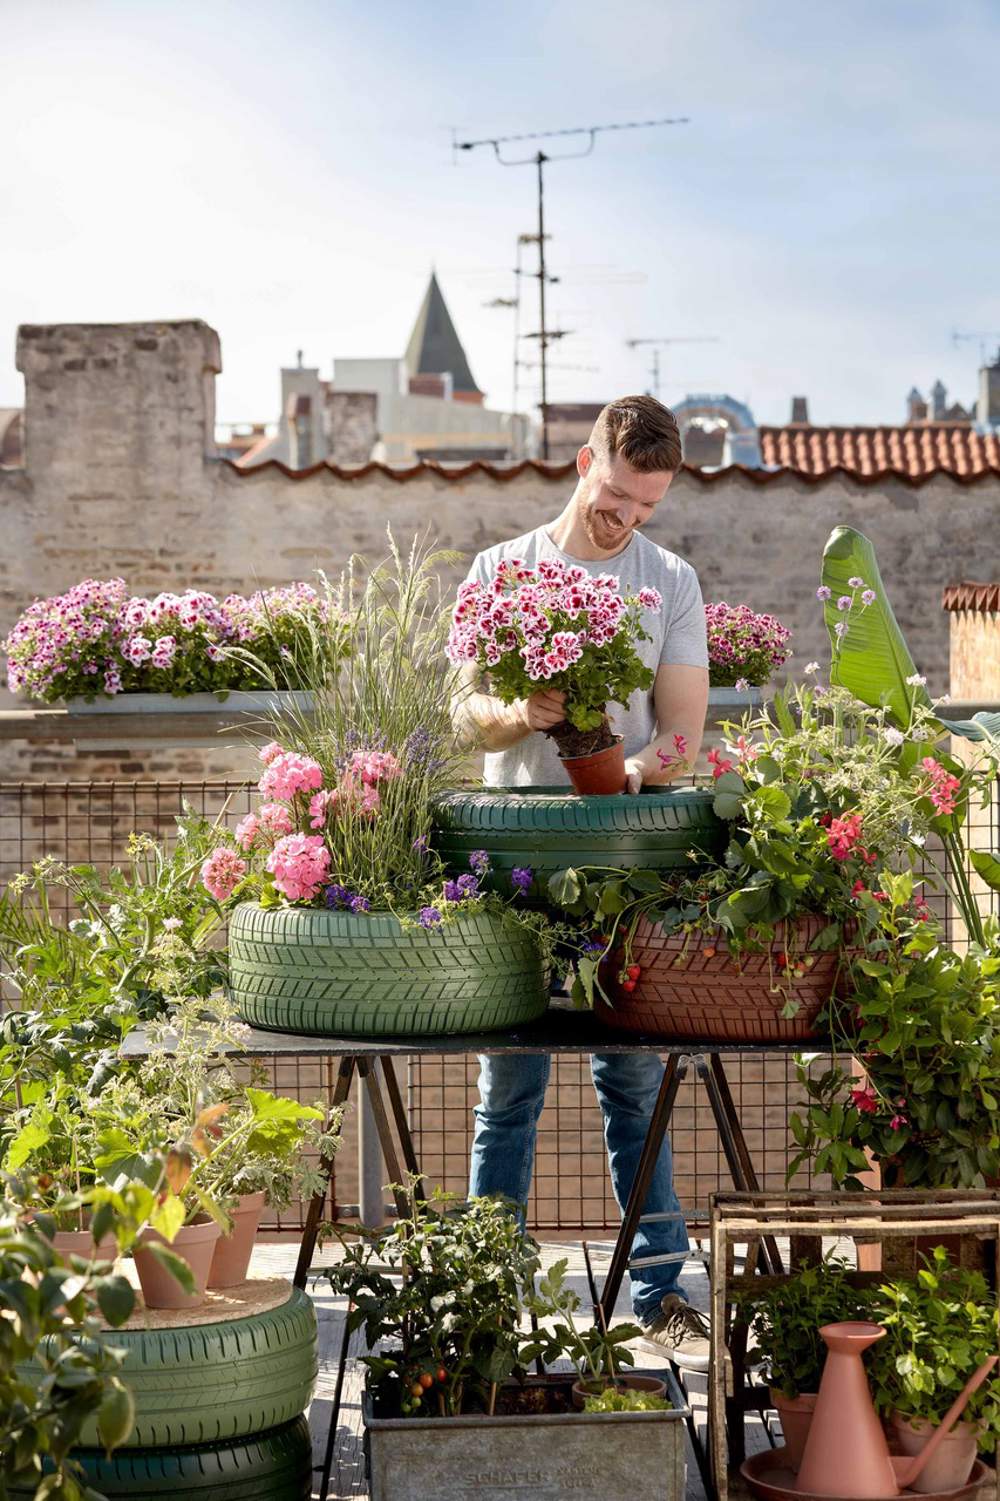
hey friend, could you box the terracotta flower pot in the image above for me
[51,1226,118,1262]
[891,1413,982,1494]
[207,1191,267,1289]
[132,1218,221,1310]
[769,1389,818,1471]
[570,1372,667,1411]
[560,738,626,795]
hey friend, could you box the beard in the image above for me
[581,501,632,552]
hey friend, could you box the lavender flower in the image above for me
[816,586,832,601]
[836,595,853,612]
[834,621,849,639]
[848,576,865,589]
[469,849,491,876]
[861,589,876,607]
[325,883,351,908]
[412,833,429,854]
[349,894,371,914]
[511,866,533,894]
[419,906,443,927]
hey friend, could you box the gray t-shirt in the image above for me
[464,526,708,787]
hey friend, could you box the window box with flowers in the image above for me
[206,541,552,1038]
[2,578,347,713]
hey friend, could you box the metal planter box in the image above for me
[63,689,315,714]
[363,1372,688,1501]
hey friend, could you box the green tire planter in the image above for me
[22,1284,317,1449]
[10,1418,312,1500]
[228,902,549,1037]
[432,785,725,898]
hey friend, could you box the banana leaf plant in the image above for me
[820,526,1000,932]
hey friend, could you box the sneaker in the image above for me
[638,1293,710,1370]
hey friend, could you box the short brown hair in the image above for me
[588,394,683,473]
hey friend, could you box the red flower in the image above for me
[850,1087,879,1115]
[827,812,864,861]
[851,879,866,898]
[707,746,735,781]
[889,1114,908,1131]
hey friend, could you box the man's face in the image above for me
[575,446,674,553]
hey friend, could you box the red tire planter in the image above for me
[596,915,848,1043]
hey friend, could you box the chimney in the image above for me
[930,378,947,420]
[906,387,928,423]
[977,348,1000,431]
[286,392,313,469]
[789,396,809,425]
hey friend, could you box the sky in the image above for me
[2,0,999,431]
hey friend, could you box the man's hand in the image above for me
[624,756,644,795]
[514,689,567,733]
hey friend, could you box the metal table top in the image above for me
[120,998,812,1059]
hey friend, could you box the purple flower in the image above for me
[583,939,605,957]
[511,866,533,894]
[412,833,429,853]
[349,894,370,914]
[419,906,443,927]
[834,621,849,639]
[442,879,463,903]
[836,595,853,612]
[456,873,479,896]
[734,677,749,692]
[861,589,876,607]
[816,586,832,601]
[325,883,351,908]
[469,849,491,876]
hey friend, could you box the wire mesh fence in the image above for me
[2,776,997,1232]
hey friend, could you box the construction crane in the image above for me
[625,336,720,399]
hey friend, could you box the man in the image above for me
[450,394,709,1352]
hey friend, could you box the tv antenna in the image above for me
[951,329,1000,364]
[625,336,720,399]
[454,115,690,458]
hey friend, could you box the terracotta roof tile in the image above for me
[758,424,1000,481]
[942,582,1000,613]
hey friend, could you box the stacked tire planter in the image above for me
[228,901,549,1037]
[432,785,727,899]
[18,1280,317,1499]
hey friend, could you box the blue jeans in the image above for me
[468,1051,689,1324]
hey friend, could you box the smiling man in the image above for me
[450,394,710,1353]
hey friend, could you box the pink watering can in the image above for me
[795,1322,998,1498]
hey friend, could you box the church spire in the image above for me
[404,272,482,396]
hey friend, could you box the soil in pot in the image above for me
[891,1414,982,1494]
[769,1389,818,1471]
[571,1373,667,1411]
[547,717,616,760]
[132,1218,221,1309]
[208,1192,267,1289]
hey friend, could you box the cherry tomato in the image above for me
[702,946,716,958]
[420,1373,434,1389]
[410,1383,424,1399]
[436,1368,448,1383]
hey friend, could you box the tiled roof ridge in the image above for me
[942,581,1000,613]
[758,422,1000,481]
[221,455,1000,488]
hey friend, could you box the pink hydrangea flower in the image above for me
[266,833,331,902]
[258,751,324,801]
[201,846,248,902]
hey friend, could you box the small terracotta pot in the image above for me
[560,738,626,795]
[51,1226,118,1262]
[207,1191,267,1288]
[770,1388,818,1471]
[132,1218,221,1310]
[570,1372,667,1411]
[891,1413,982,1494]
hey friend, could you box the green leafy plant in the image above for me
[522,1258,644,1387]
[0,1187,138,1499]
[867,1247,1000,1453]
[790,872,1000,1190]
[582,1387,669,1412]
[739,1257,876,1398]
[326,1189,545,1418]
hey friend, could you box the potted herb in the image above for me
[215,540,552,1038]
[868,1249,1000,1493]
[326,1189,686,1501]
[2,1083,117,1261]
[2,576,347,710]
[739,1259,875,1469]
[704,600,791,707]
[445,555,663,793]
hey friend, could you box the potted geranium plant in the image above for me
[445,555,663,793]
[705,600,791,706]
[326,1189,685,1501]
[867,1249,1000,1493]
[210,539,553,1039]
[3,576,348,711]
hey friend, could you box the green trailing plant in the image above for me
[739,1257,877,1399]
[790,872,1000,1190]
[0,1186,139,1499]
[867,1247,1000,1453]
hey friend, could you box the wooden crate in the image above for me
[708,1190,1000,1501]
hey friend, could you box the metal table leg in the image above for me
[294,1055,357,1288]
